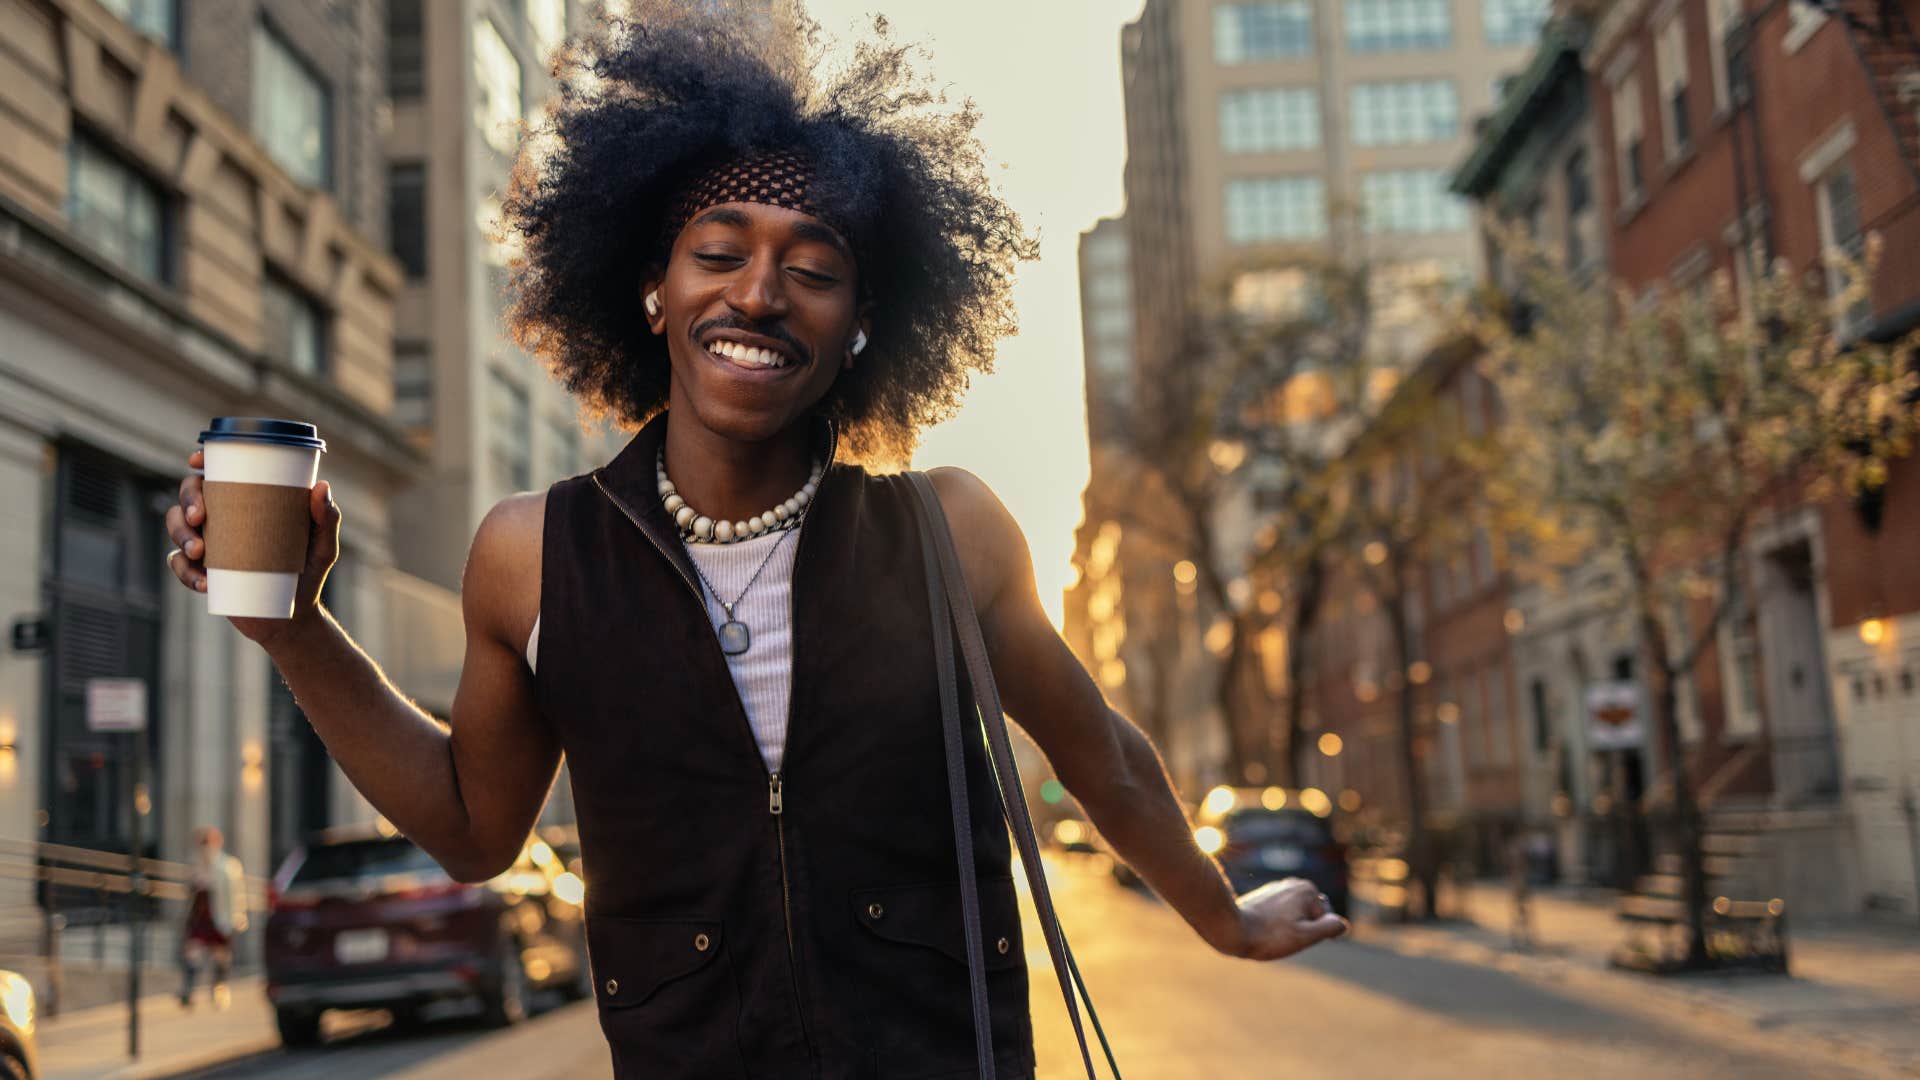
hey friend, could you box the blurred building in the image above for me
[1451,21,1646,885]
[0,0,460,883]
[1085,0,1549,797]
[382,0,619,597]
[1450,0,1920,915]
[384,0,636,831]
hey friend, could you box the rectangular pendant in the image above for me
[718,620,751,656]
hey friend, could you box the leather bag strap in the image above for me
[907,472,1123,1080]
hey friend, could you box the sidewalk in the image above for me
[37,978,278,1080]
[1358,879,1920,1074]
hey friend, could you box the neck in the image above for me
[660,414,817,525]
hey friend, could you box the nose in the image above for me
[722,253,790,322]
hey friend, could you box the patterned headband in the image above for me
[660,150,852,253]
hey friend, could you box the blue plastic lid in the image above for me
[198,417,327,452]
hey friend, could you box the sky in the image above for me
[804,0,1145,626]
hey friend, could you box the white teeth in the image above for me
[707,340,788,368]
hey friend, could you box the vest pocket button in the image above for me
[996,937,1010,955]
[605,978,619,996]
[867,902,884,920]
[694,933,711,952]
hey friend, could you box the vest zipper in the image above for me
[594,471,818,1062]
[768,771,815,1060]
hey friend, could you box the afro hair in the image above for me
[499,1,1039,464]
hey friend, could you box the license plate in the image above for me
[334,928,389,965]
[1259,846,1304,871]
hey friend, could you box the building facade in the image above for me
[382,0,619,600]
[0,0,461,885]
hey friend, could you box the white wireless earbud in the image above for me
[644,290,661,318]
[851,329,868,355]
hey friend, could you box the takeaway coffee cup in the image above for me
[197,418,326,619]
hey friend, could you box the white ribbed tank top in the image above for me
[525,526,800,773]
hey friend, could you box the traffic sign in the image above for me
[86,678,148,733]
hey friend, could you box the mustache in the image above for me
[689,315,813,366]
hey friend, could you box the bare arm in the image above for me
[166,452,560,881]
[928,467,1346,961]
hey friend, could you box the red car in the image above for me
[263,824,590,1046]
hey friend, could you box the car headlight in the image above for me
[0,972,35,1033]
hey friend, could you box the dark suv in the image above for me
[1195,788,1349,916]
[263,825,589,1046]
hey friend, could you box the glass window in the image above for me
[388,0,424,100]
[99,0,177,46]
[388,163,427,277]
[530,0,569,62]
[1214,2,1316,63]
[543,413,580,481]
[67,135,168,283]
[1706,0,1740,110]
[252,24,331,190]
[1818,162,1871,335]
[1359,169,1470,234]
[1481,0,1547,45]
[474,19,524,156]
[1564,148,1591,267]
[1610,70,1645,203]
[1655,14,1691,157]
[1225,176,1328,243]
[1351,80,1459,146]
[489,370,532,496]
[262,274,327,376]
[1221,87,1321,152]
[394,342,431,428]
[1344,0,1452,52]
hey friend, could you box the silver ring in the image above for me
[167,547,183,565]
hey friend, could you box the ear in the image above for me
[844,305,874,371]
[641,272,666,336]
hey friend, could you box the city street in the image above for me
[57,857,1892,1079]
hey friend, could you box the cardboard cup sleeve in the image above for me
[202,481,312,574]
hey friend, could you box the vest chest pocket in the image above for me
[585,915,746,1077]
[847,880,1034,1078]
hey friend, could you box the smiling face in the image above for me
[643,202,867,446]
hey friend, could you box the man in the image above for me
[165,3,1345,1074]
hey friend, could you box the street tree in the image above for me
[1475,236,1920,967]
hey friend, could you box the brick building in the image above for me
[1454,0,1920,913]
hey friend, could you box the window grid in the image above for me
[67,135,168,283]
[388,163,427,278]
[1345,0,1452,53]
[99,0,176,47]
[262,274,327,377]
[1611,72,1645,203]
[1481,0,1547,46]
[1359,169,1471,234]
[489,370,532,496]
[1226,176,1329,244]
[1220,87,1322,152]
[1214,2,1316,63]
[252,24,331,190]
[1656,15,1691,157]
[1351,80,1459,146]
[473,18,524,157]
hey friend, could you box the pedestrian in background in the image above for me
[179,826,246,1010]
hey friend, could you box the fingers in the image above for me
[166,546,207,592]
[1302,912,1350,943]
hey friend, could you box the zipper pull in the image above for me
[769,773,784,816]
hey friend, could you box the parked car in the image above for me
[0,970,37,1079]
[1193,787,1349,917]
[263,824,589,1047]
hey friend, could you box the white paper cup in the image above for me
[198,418,326,619]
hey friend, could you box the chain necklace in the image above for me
[685,519,801,656]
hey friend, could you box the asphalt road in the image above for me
[171,857,1899,1079]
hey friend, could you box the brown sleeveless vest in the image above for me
[535,414,1036,1079]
